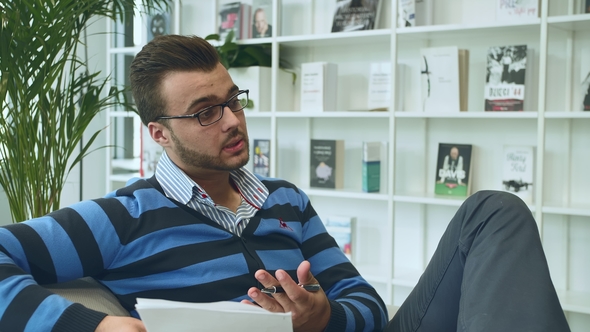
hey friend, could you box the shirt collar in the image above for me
[155,151,268,208]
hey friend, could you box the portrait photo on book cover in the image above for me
[435,143,472,197]
[331,0,380,32]
[252,1,272,38]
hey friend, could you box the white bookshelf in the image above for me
[105,0,590,329]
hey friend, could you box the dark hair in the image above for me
[129,34,220,125]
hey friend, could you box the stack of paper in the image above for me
[136,298,293,332]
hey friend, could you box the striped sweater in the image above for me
[0,176,387,332]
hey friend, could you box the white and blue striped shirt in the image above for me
[155,151,269,236]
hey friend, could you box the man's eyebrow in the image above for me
[184,85,240,114]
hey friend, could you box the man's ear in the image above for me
[148,122,170,147]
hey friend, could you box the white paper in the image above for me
[136,298,293,332]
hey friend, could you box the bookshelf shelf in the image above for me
[277,29,392,47]
[548,14,590,31]
[558,290,590,315]
[275,111,391,118]
[543,205,590,217]
[305,188,390,201]
[396,20,541,41]
[394,111,539,119]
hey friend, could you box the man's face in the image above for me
[255,10,267,34]
[150,63,250,177]
[450,147,459,160]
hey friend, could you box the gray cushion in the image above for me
[44,277,130,317]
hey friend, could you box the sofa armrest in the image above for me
[44,277,130,317]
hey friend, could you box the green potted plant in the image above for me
[0,0,168,222]
[205,30,295,112]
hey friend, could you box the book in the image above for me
[136,298,292,331]
[397,0,433,28]
[252,0,273,38]
[502,145,534,203]
[252,139,270,177]
[434,143,473,197]
[367,63,406,111]
[581,47,590,111]
[140,124,164,178]
[484,45,528,111]
[367,62,391,111]
[146,4,172,42]
[322,215,356,261]
[310,139,344,189]
[218,2,251,41]
[496,0,539,21]
[362,141,387,193]
[420,46,469,112]
[300,62,338,112]
[331,0,381,33]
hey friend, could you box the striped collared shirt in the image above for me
[154,151,269,236]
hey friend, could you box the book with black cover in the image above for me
[434,143,473,197]
[310,139,344,189]
[331,0,381,33]
[484,45,528,111]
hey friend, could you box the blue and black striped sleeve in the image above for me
[0,199,123,332]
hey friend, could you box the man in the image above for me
[438,146,465,186]
[0,35,386,332]
[252,8,272,38]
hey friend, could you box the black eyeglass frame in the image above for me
[154,89,249,126]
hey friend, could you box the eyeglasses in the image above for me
[155,90,249,126]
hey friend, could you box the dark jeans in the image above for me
[385,191,570,332]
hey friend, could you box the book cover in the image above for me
[310,139,344,189]
[218,2,251,40]
[581,46,590,111]
[140,124,164,178]
[300,62,338,112]
[496,0,539,21]
[398,0,432,27]
[253,139,270,177]
[322,215,356,261]
[502,145,534,203]
[146,4,172,42]
[484,45,527,111]
[420,46,469,112]
[362,141,387,193]
[398,0,415,27]
[434,143,473,197]
[367,62,391,111]
[252,0,272,38]
[331,0,381,33]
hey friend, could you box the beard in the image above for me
[169,129,250,171]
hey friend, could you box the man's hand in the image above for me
[95,316,146,332]
[241,261,331,332]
